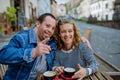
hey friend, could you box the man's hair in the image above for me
[37,13,56,23]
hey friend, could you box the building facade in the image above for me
[38,0,51,15]
[57,4,66,17]
[77,0,91,20]
[90,0,115,21]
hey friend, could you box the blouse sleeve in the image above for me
[80,42,98,74]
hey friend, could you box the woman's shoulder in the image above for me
[78,42,87,48]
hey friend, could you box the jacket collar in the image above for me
[29,27,37,43]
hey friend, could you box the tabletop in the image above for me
[37,71,113,80]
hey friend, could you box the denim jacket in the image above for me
[0,28,57,80]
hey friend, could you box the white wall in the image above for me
[0,0,10,13]
[24,0,30,19]
[38,0,51,15]
[80,0,90,19]
[103,0,115,20]
[24,0,39,20]
[90,0,115,21]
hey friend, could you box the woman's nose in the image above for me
[65,32,69,36]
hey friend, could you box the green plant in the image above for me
[74,18,87,23]
[0,24,2,32]
[3,7,17,27]
[29,19,33,24]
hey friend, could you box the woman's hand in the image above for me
[72,64,87,80]
[54,66,64,75]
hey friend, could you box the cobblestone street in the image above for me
[0,32,16,49]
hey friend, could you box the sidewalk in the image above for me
[0,32,17,49]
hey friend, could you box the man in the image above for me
[0,13,57,80]
[0,13,92,80]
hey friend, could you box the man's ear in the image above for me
[36,21,40,27]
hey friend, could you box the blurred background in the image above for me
[0,0,120,76]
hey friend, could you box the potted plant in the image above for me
[0,24,2,33]
[3,7,17,34]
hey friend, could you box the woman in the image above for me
[53,19,98,80]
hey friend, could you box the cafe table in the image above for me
[37,71,113,80]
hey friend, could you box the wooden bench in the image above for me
[83,71,113,80]
[0,64,8,80]
[83,28,92,41]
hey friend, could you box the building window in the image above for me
[106,15,108,20]
[106,3,108,8]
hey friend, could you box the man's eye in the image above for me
[46,24,50,28]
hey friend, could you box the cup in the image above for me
[64,67,76,77]
[43,71,56,80]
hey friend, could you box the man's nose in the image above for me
[48,27,53,33]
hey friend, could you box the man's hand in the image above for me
[81,36,92,50]
[32,38,51,58]
[54,66,64,75]
[72,64,86,80]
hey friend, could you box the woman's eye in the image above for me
[61,31,66,33]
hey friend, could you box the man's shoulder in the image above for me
[16,30,29,36]
[12,29,31,41]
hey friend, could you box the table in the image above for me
[37,71,113,80]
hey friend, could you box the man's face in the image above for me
[37,16,56,40]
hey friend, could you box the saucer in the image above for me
[60,73,73,80]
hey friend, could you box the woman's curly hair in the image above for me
[53,19,81,50]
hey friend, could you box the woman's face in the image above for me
[59,23,74,46]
